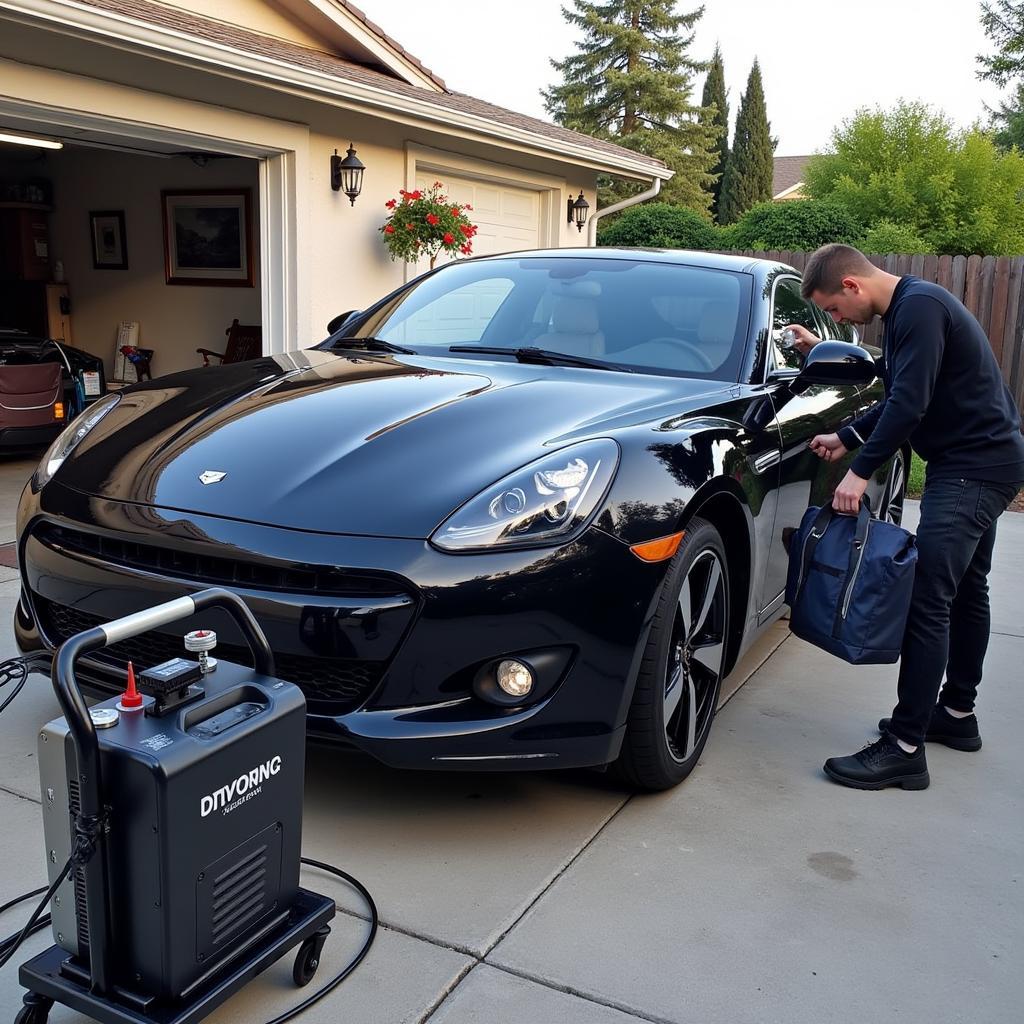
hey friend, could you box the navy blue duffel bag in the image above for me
[785,498,918,664]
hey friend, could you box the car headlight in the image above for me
[34,393,121,489]
[431,439,619,552]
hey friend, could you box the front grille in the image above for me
[38,600,383,710]
[35,522,407,599]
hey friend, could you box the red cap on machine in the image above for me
[121,660,143,709]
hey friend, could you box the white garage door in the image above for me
[414,172,541,270]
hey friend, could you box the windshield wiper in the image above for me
[448,345,631,372]
[332,336,416,355]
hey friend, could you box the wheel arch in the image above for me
[674,480,754,679]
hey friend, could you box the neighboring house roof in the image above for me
[773,154,812,199]
[40,0,669,179]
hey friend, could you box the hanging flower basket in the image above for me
[380,181,478,270]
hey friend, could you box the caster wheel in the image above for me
[292,926,330,988]
[15,998,51,1024]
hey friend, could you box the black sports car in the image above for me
[14,250,906,789]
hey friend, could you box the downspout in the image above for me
[587,176,663,247]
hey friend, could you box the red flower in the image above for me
[385,199,397,209]
[459,224,472,236]
[443,232,455,245]
[398,189,409,198]
[409,190,422,200]
[384,224,395,234]
[434,180,444,188]
[460,244,472,255]
[451,206,461,216]
[406,223,414,231]
[426,213,440,226]
[465,204,473,211]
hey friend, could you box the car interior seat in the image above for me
[532,280,606,357]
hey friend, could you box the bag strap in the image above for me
[795,495,873,597]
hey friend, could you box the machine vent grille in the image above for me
[196,822,284,961]
[67,779,89,950]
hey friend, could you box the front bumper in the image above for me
[16,480,670,771]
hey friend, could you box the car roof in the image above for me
[477,247,797,277]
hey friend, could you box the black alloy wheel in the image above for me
[616,517,730,791]
[884,448,908,525]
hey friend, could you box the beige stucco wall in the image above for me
[154,0,326,49]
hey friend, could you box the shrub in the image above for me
[726,199,863,251]
[860,219,935,254]
[596,203,718,250]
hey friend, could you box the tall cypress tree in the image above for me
[700,44,729,221]
[719,59,776,224]
[543,1,717,214]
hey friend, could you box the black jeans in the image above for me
[890,476,1022,746]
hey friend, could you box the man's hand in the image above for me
[809,433,848,462]
[782,323,820,356]
[832,469,869,514]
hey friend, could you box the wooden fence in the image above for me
[724,250,1024,411]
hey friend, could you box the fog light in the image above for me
[496,659,534,697]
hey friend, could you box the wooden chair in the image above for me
[197,319,262,366]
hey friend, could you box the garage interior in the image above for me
[0,118,262,385]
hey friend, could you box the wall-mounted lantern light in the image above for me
[567,190,589,233]
[331,144,365,206]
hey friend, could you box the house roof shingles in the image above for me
[773,154,812,197]
[71,0,668,175]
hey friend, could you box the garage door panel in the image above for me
[412,171,541,271]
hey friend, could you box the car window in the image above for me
[360,258,754,381]
[769,277,817,372]
[381,278,516,346]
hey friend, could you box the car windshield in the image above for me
[347,257,753,381]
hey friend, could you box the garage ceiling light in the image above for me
[0,131,63,150]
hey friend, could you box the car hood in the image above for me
[59,350,731,537]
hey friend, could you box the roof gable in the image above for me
[146,0,446,90]
[773,154,812,198]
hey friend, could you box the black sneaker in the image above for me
[878,705,982,752]
[823,734,930,790]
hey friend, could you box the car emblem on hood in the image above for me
[199,471,227,485]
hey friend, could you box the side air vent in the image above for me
[195,823,283,962]
[68,779,89,951]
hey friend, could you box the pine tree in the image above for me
[543,0,717,214]
[700,44,729,221]
[977,2,1024,150]
[718,59,776,224]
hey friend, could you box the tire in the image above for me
[14,1006,48,1024]
[883,447,909,525]
[615,517,730,791]
[293,928,329,987]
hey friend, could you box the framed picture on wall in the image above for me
[89,210,128,270]
[161,188,254,287]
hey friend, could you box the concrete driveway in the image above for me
[0,454,1020,1024]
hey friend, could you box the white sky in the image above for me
[355,0,1004,155]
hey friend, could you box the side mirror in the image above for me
[795,340,876,388]
[327,310,359,336]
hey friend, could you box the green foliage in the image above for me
[990,84,1024,150]
[380,182,477,268]
[700,44,729,221]
[544,1,717,214]
[718,60,776,224]
[977,1,1024,86]
[861,220,935,255]
[726,200,862,251]
[804,100,1024,256]
[596,202,718,249]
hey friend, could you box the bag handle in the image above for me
[796,495,872,593]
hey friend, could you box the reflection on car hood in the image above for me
[58,350,731,537]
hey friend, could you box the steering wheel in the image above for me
[642,337,717,372]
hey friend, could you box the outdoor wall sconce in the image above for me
[331,144,365,205]
[567,190,590,232]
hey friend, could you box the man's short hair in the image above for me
[801,244,877,299]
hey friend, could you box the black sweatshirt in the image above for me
[837,276,1024,484]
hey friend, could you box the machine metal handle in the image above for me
[50,587,275,995]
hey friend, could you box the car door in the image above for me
[756,275,875,616]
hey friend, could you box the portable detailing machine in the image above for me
[4,587,376,1024]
